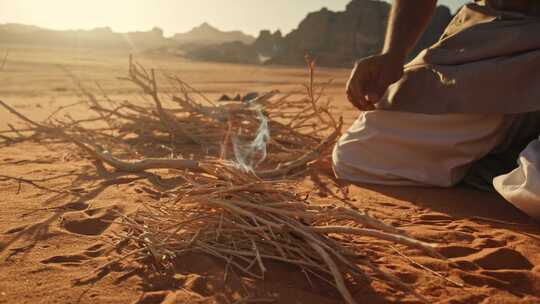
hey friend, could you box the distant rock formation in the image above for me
[266,0,452,67]
[0,22,255,52]
[173,22,255,46]
[0,23,172,50]
[184,0,453,67]
[185,41,260,65]
[253,30,285,58]
[0,0,453,67]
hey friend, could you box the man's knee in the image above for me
[331,132,377,183]
[331,122,457,187]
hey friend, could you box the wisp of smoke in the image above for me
[231,105,270,173]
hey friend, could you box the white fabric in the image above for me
[494,136,540,220]
[332,110,509,187]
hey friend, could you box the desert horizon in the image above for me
[0,0,468,35]
[0,0,464,67]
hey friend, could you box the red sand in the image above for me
[1,141,540,304]
[1,49,539,303]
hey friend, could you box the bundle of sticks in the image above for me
[0,57,446,303]
[104,163,443,304]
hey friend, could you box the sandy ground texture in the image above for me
[1,45,540,304]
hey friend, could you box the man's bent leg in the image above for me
[333,110,510,187]
[494,136,540,220]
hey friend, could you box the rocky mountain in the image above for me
[0,0,453,67]
[266,0,453,67]
[253,30,285,58]
[173,22,255,46]
[0,22,255,52]
[186,0,453,67]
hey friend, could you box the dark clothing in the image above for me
[376,3,540,115]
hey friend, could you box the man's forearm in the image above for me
[383,0,438,62]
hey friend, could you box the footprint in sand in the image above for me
[133,289,214,304]
[471,237,506,249]
[450,247,532,270]
[61,201,90,211]
[83,243,107,257]
[412,212,454,226]
[451,246,535,293]
[3,225,28,234]
[480,269,540,295]
[418,213,453,222]
[41,254,88,266]
[60,205,123,236]
[456,271,508,288]
[438,245,479,259]
[467,247,533,270]
[132,291,170,304]
[40,243,107,267]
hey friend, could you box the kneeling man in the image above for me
[333,0,540,218]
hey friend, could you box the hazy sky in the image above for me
[0,0,469,36]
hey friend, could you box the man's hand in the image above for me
[346,0,437,111]
[346,53,405,111]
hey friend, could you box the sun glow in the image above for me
[0,0,352,36]
[5,0,152,33]
[0,0,467,37]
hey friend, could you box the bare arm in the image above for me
[383,0,438,62]
[346,0,437,110]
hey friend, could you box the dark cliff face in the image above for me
[253,30,284,57]
[185,41,260,64]
[265,0,452,67]
[181,0,453,67]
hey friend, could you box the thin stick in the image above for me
[389,245,463,288]
[309,242,356,304]
[312,226,444,259]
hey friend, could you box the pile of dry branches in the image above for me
[0,57,444,303]
[108,163,444,303]
[1,56,341,178]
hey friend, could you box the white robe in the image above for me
[332,110,540,220]
[494,137,540,220]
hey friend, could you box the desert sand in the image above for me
[1,45,540,304]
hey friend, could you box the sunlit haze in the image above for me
[0,0,468,36]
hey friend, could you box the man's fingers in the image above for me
[362,98,376,111]
[349,82,370,110]
[347,83,374,111]
[346,92,362,110]
[365,74,393,105]
[365,93,380,104]
[345,54,404,111]
[353,83,375,109]
[346,59,382,111]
